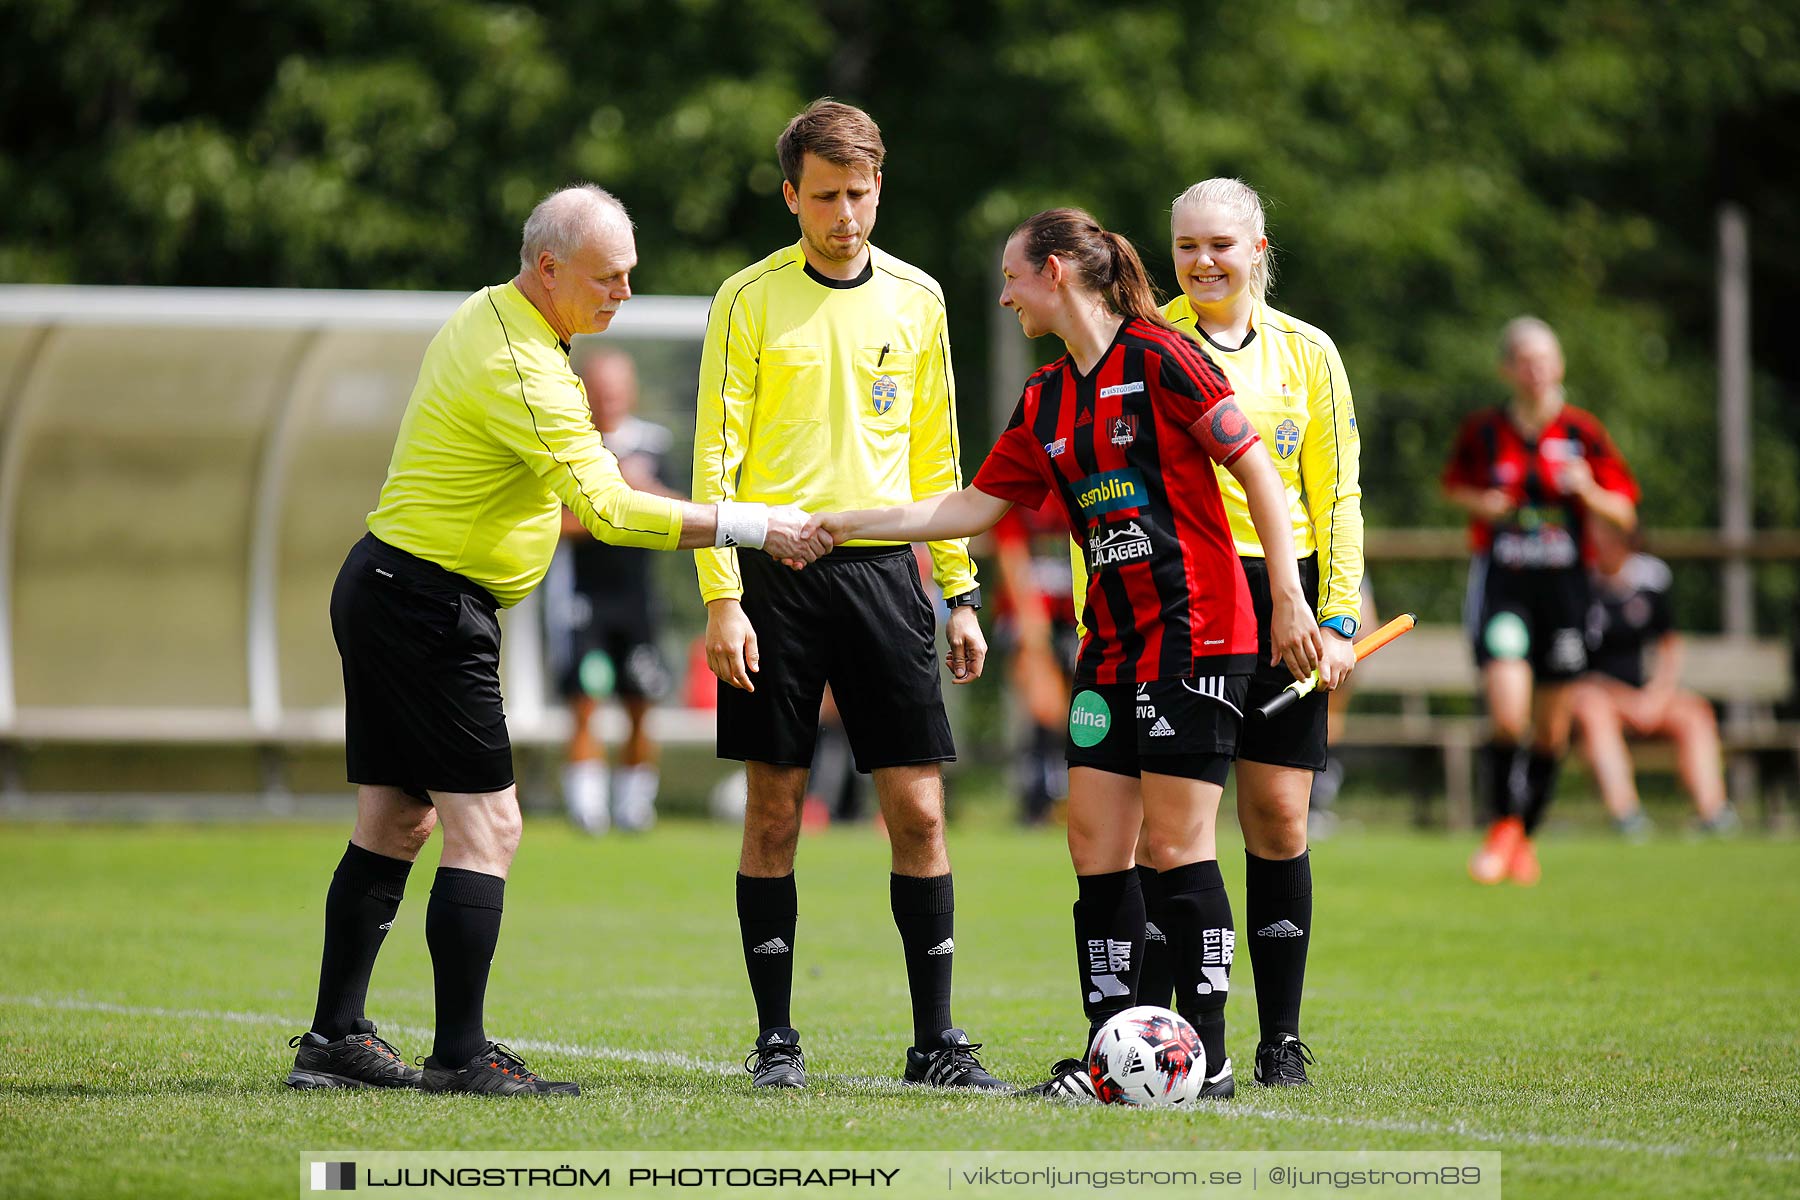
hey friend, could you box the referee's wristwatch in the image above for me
[1319,615,1357,640]
[944,587,983,612]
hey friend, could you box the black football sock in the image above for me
[1161,859,1233,1074]
[1481,740,1523,823]
[1520,751,1561,835]
[1244,849,1313,1044]
[309,841,413,1040]
[737,872,798,1035]
[1134,863,1175,1008]
[891,872,956,1047]
[425,867,505,1067]
[1072,868,1145,1042]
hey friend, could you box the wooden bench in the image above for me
[1341,625,1798,827]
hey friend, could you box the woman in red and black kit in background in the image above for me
[1443,317,1638,885]
[990,503,1081,825]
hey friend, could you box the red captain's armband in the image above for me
[1191,397,1258,465]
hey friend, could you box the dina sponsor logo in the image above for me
[1068,689,1111,748]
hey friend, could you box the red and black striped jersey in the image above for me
[1442,405,1638,569]
[972,318,1259,684]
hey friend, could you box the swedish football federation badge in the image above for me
[871,375,897,415]
[1274,418,1301,459]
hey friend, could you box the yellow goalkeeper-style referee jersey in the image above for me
[1161,295,1363,622]
[692,242,975,604]
[367,282,682,607]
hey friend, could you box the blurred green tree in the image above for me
[2,0,1794,621]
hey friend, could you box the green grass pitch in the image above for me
[1,820,1796,1198]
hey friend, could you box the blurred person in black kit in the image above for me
[1567,519,1737,836]
[553,351,680,834]
[990,503,1081,825]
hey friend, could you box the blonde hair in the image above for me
[1171,177,1273,303]
[1498,315,1561,363]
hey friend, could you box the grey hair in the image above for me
[1171,177,1273,303]
[1498,315,1561,363]
[519,184,631,274]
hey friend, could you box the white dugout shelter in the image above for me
[0,285,711,804]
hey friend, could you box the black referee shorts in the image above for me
[1237,554,1329,771]
[331,533,514,797]
[717,545,954,774]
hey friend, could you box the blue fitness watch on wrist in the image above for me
[1320,615,1358,639]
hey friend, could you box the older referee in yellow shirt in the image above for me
[695,101,1005,1092]
[286,185,823,1098]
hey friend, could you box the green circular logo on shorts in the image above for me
[1484,611,1530,661]
[579,649,616,699]
[1069,689,1111,748]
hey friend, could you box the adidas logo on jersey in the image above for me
[1255,920,1305,938]
[1149,716,1176,737]
[927,937,955,956]
[751,937,791,955]
[1144,921,1167,944]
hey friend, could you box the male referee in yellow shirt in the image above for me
[694,100,1005,1091]
[285,185,823,1097]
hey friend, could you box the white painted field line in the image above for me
[5,993,1794,1165]
[0,993,734,1076]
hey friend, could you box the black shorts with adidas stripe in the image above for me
[1064,674,1249,783]
[1237,554,1329,771]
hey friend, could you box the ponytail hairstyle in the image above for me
[1170,177,1273,304]
[1010,207,1175,331]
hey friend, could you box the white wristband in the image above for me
[714,500,769,550]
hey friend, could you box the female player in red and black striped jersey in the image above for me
[1443,317,1638,885]
[809,208,1316,1095]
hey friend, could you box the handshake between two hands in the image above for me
[762,506,851,570]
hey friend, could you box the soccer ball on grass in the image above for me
[1086,1005,1206,1106]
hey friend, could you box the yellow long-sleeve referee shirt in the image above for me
[1160,295,1365,622]
[367,283,682,607]
[692,243,975,603]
